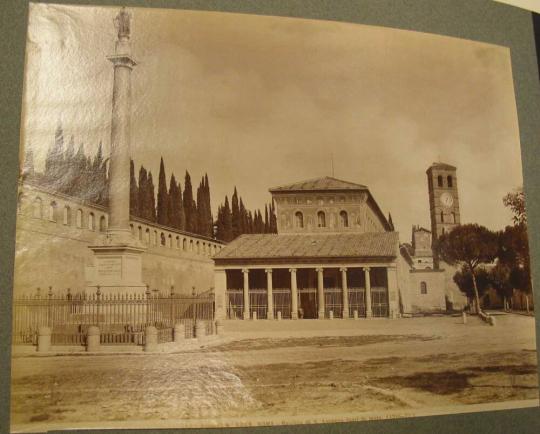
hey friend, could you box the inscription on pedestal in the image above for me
[97,257,122,278]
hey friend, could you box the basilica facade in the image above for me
[213,164,466,320]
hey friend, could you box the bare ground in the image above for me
[10,314,540,431]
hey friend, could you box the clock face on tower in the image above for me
[440,192,454,208]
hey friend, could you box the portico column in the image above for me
[290,268,298,320]
[364,267,372,318]
[265,269,274,320]
[340,267,349,319]
[316,267,325,319]
[242,268,250,320]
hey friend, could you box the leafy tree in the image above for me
[503,188,526,226]
[453,267,491,307]
[435,224,498,313]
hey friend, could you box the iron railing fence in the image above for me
[324,287,343,318]
[371,286,389,317]
[12,289,215,345]
[226,289,244,319]
[249,288,267,319]
[273,288,292,319]
[348,287,366,317]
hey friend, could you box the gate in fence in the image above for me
[12,288,215,346]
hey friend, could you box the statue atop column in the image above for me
[114,7,132,41]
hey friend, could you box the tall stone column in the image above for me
[107,7,136,239]
[316,267,325,319]
[214,269,227,320]
[242,268,250,320]
[290,268,298,320]
[265,269,274,320]
[88,8,145,295]
[386,265,399,319]
[364,267,372,318]
[340,267,349,319]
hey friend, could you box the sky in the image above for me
[21,3,524,239]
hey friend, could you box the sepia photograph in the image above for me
[9,2,539,431]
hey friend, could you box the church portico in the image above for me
[214,260,398,321]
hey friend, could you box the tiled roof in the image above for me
[269,176,367,193]
[213,232,399,261]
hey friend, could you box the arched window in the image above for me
[183,238,187,251]
[451,212,456,224]
[160,232,166,246]
[447,175,453,188]
[63,206,71,225]
[340,210,349,227]
[317,211,326,228]
[176,236,180,248]
[190,239,194,251]
[88,213,95,231]
[168,234,173,248]
[100,216,107,232]
[145,228,151,244]
[154,231,158,246]
[48,202,57,222]
[196,241,200,254]
[32,198,42,219]
[130,224,134,234]
[138,226,143,240]
[76,209,83,228]
[437,175,443,187]
[295,211,304,228]
[440,211,444,223]
[420,282,427,294]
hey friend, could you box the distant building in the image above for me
[213,168,467,321]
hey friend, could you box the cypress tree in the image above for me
[231,187,241,238]
[270,200,277,233]
[63,136,76,195]
[264,204,269,233]
[183,171,196,233]
[223,196,233,242]
[148,171,157,222]
[157,157,169,226]
[168,173,184,229]
[45,122,64,186]
[130,159,139,217]
[138,166,148,219]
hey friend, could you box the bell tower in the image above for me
[427,162,460,242]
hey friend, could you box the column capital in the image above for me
[363,266,371,272]
[265,268,273,274]
[316,267,324,273]
[241,268,249,274]
[339,267,348,272]
[289,268,297,273]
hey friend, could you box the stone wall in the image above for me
[408,269,447,313]
[13,182,224,296]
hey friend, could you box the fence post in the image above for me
[170,286,175,327]
[462,311,467,324]
[47,286,53,327]
[215,320,223,336]
[145,285,151,325]
[86,326,100,352]
[145,326,158,352]
[96,286,101,327]
[174,323,185,343]
[37,326,51,353]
